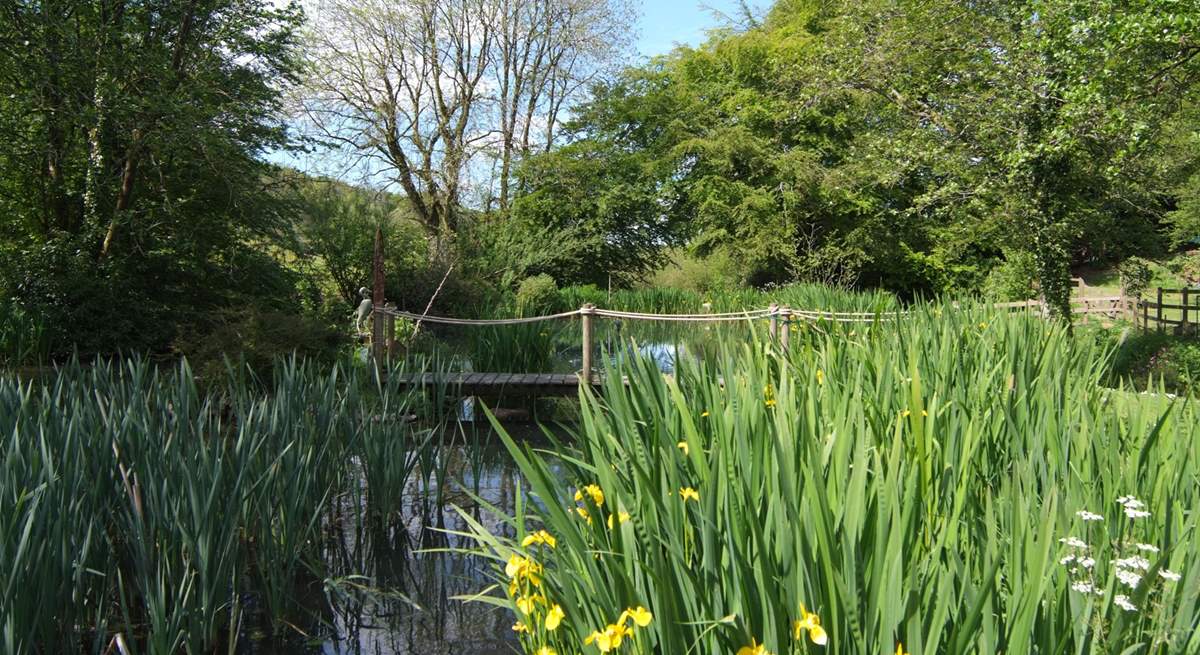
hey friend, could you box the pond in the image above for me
[246,424,564,655]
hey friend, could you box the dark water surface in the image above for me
[246,424,565,655]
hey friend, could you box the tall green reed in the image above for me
[0,355,467,653]
[463,302,1200,655]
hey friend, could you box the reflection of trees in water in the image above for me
[263,437,533,655]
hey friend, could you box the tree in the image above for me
[297,0,633,250]
[803,0,1200,317]
[0,0,305,353]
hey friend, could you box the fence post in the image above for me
[371,227,386,367]
[384,302,396,363]
[1142,299,1149,332]
[768,303,779,343]
[1183,288,1191,328]
[1156,287,1164,332]
[780,307,791,351]
[580,304,595,384]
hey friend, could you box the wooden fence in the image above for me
[1136,287,1200,333]
[993,295,1132,323]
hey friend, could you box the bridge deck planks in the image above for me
[392,372,604,396]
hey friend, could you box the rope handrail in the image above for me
[376,305,908,325]
[592,308,777,322]
[377,307,583,325]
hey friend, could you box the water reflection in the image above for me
[252,424,561,655]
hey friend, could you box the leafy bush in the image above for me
[1118,256,1154,297]
[173,308,343,381]
[982,251,1038,301]
[516,274,561,316]
[0,299,50,367]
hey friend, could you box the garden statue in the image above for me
[354,287,372,333]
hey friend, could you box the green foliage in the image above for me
[1119,257,1154,298]
[172,308,343,381]
[516,275,563,316]
[0,299,50,368]
[0,356,473,652]
[0,0,306,355]
[467,303,1200,655]
[1110,330,1200,396]
[983,252,1039,301]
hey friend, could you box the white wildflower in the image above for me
[1115,556,1151,571]
[1116,569,1142,588]
[1135,543,1160,553]
[1076,510,1104,522]
[1059,537,1088,549]
[1114,594,1137,612]
[1060,554,1076,565]
[1117,496,1145,509]
[1159,569,1181,582]
[1070,581,1095,594]
[1078,557,1096,569]
[1124,506,1151,519]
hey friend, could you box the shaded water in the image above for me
[247,424,565,655]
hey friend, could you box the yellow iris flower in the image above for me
[793,603,827,646]
[522,530,557,548]
[574,484,605,507]
[512,621,529,633]
[816,369,824,385]
[736,638,772,655]
[545,604,565,631]
[895,643,910,655]
[584,623,630,653]
[679,487,700,502]
[606,511,631,529]
[619,606,653,627]
[701,410,710,417]
[677,440,689,455]
[536,648,557,655]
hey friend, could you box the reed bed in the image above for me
[559,283,899,315]
[463,302,1200,655]
[0,357,477,653]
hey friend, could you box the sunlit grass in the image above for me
[462,302,1200,655]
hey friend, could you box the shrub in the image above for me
[173,308,343,381]
[1118,256,1154,298]
[516,274,561,317]
[982,251,1038,301]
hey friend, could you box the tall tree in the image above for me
[803,0,1200,317]
[298,0,633,246]
[0,0,304,353]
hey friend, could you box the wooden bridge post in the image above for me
[580,304,596,384]
[780,307,791,351]
[371,227,386,367]
[1156,287,1164,332]
[384,302,397,363]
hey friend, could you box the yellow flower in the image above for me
[677,440,689,455]
[978,321,988,329]
[765,398,777,408]
[620,606,652,627]
[921,409,927,417]
[585,623,631,653]
[545,604,565,631]
[574,484,605,507]
[901,409,911,418]
[895,643,910,655]
[737,638,772,655]
[505,555,543,585]
[816,369,824,385]
[606,511,631,529]
[512,621,529,633]
[793,603,827,646]
[701,410,710,417]
[516,595,538,614]
[679,486,700,502]
[536,647,557,655]
[522,529,557,548]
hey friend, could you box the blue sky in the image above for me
[636,0,759,57]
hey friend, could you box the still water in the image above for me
[246,425,561,655]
